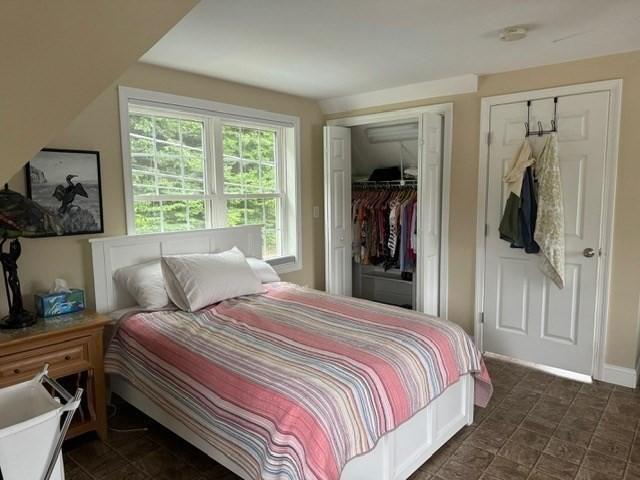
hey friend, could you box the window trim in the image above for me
[118,86,302,274]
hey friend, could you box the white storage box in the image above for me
[0,368,81,480]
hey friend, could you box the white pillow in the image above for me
[246,257,281,283]
[113,260,171,310]
[161,247,264,312]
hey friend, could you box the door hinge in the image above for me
[485,224,489,237]
[487,132,492,145]
[480,312,485,324]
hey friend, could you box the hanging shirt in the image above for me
[353,188,417,273]
[504,140,534,196]
[499,139,535,248]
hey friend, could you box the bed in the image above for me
[90,226,491,480]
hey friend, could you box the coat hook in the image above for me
[524,122,530,137]
[537,120,543,136]
[551,119,556,132]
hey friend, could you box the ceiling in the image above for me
[141,0,640,100]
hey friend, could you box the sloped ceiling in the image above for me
[351,123,419,178]
[0,0,198,183]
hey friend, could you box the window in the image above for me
[120,88,300,269]
[222,124,281,258]
[128,111,207,234]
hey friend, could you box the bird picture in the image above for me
[25,149,104,236]
[52,174,89,214]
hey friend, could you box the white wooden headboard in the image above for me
[89,225,263,313]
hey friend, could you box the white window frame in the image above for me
[118,86,302,274]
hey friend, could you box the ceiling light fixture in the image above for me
[500,26,528,42]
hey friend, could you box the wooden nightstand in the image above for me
[0,310,110,441]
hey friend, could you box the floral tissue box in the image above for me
[34,289,85,318]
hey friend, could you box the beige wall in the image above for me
[328,50,640,369]
[6,63,326,316]
[0,0,197,185]
[7,50,640,371]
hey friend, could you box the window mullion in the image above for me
[277,127,287,256]
[211,117,226,227]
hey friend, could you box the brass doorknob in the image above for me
[583,248,596,258]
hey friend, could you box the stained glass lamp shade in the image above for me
[0,184,62,328]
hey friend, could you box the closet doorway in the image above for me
[324,104,452,318]
[476,80,622,381]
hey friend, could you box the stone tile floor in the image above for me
[62,358,640,479]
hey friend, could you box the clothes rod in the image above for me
[352,180,417,189]
[352,180,417,185]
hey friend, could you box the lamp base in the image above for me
[0,309,36,329]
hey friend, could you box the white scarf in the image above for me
[534,134,565,289]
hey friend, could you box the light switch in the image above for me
[313,206,320,218]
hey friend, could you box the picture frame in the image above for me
[25,148,104,236]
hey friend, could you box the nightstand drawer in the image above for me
[0,338,90,384]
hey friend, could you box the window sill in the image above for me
[266,255,300,275]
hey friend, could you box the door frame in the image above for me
[327,103,453,320]
[475,79,623,381]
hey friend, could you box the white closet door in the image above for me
[418,113,443,316]
[483,91,610,375]
[323,126,352,296]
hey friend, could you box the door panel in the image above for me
[483,91,610,375]
[324,126,352,296]
[496,258,529,334]
[418,112,443,316]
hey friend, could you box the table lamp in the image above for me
[0,184,62,328]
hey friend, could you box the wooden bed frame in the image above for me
[90,226,474,480]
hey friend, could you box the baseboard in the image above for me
[600,363,639,389]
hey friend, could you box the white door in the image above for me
[324,126,352,296]
[417,113,444,316]
[482,91,610,375]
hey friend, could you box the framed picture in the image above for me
[25,148,104,236]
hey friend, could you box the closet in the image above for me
[350,121,419,309]
[324,108,448,317]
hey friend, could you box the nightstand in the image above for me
[0,310,110,441]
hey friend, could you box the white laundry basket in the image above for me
[0,366,82,480]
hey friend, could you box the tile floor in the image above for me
[62,358,640,480]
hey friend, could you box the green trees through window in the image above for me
[223,125,280,258]
[128,110,282,258]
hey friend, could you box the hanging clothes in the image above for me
[519,166,539,254]
[499,139,535,248]
[534,133,565,289]
[352,186,417,273]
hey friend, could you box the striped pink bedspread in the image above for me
[105,283,491,480]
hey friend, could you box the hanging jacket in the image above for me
[499,193,522,247]
[519,166,540,254]
[499,139,535,247]
[534,134,565,289]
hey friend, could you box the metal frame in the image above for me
[37,365,83,480]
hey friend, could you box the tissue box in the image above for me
[34,289,85,318]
